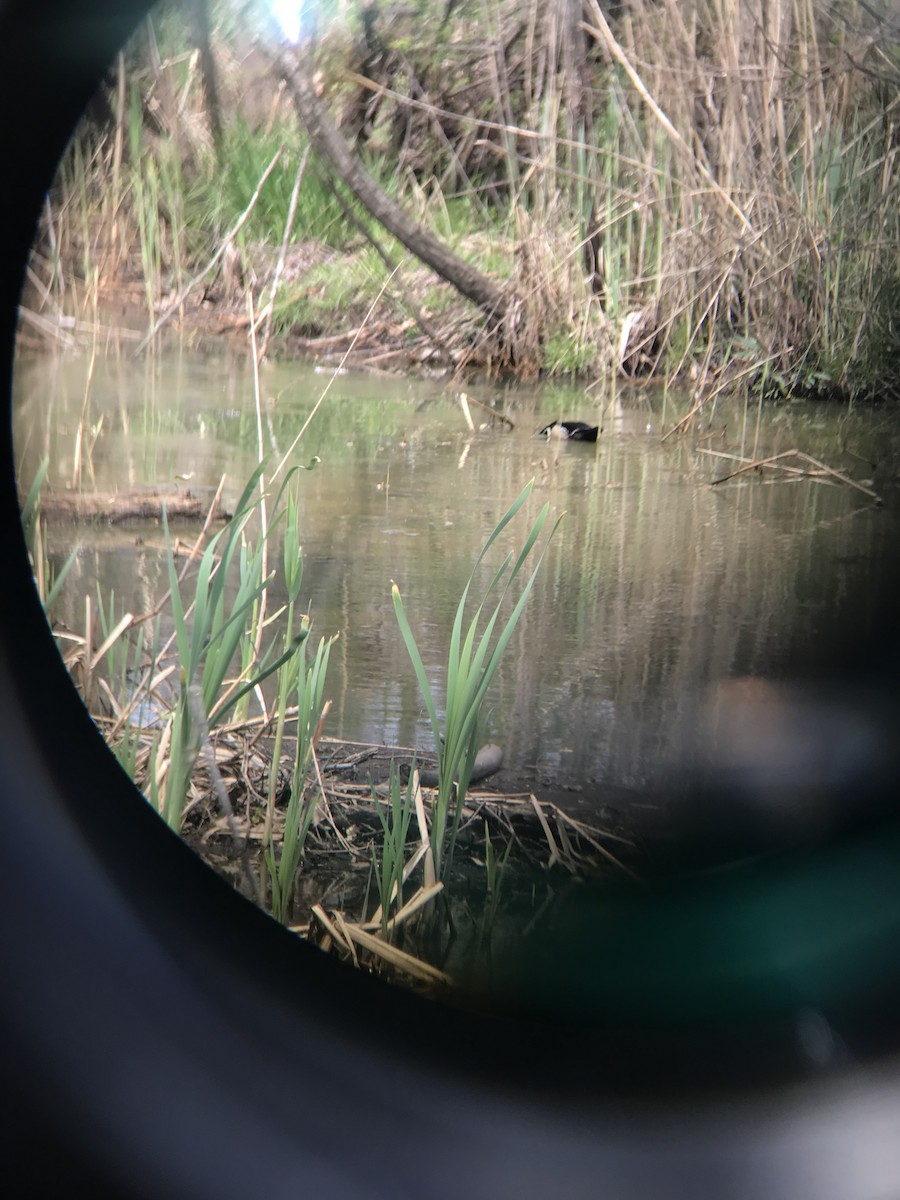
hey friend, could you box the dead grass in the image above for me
[28,1,899,396]
[142,725,638,993]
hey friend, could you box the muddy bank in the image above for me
[19,242,480,380]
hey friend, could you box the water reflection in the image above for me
[13,344,899,829]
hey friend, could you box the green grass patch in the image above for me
[269,246,394,334]
[543,327,599,376]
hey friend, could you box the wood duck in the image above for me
[537,419,600,443]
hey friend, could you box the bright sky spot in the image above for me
[267,0,303,42]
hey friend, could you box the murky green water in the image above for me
[13,342,900,813]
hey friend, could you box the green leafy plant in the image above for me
[392,480,562,880]
[264,488,336,921]
[371,764,416,941]
[266,627,335,923]
[158,464,323,833]
[25,446,342,924]
[543,327,598,376]
[479,818,512,950]
[22,458,78,615]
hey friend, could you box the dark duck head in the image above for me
[537,419,600,443]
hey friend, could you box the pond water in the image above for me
[13,341,900,838]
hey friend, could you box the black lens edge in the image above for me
[3,4,900,1198]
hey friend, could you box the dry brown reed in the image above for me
[328,0,898,391]
[179,731,636,990]
[27,1,899,396]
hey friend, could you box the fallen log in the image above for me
[27,487,231,525]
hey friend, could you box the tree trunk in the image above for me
[276,47,508,326]
[189,0,223,158]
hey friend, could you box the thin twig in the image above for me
[134,145,285,353]
[792,451,881,502]
[582,0,752,234]
[711,448,812,484]
[248,292,270,662]
[710,447,881,502]
[555,809,639,879]
[257,143,311,363]
[269,262,403,486]
[661,354,781,442]
[324,173,448,351]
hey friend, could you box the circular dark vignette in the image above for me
[2,3,900,1197]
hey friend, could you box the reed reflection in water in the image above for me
[13,346,898,823]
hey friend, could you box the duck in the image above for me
[537,419,600,443]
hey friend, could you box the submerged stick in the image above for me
[458,391,475,433]
[711,449,809,484]
[792,451,881,502]
[711,447,881,502]
[554,809,639,879]
[457,391,515,430]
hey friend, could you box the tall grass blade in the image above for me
[392,481,562,879]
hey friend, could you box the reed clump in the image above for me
[25,459,590,987]
[392,480,562,882]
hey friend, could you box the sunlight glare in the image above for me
[267,0,303,43]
